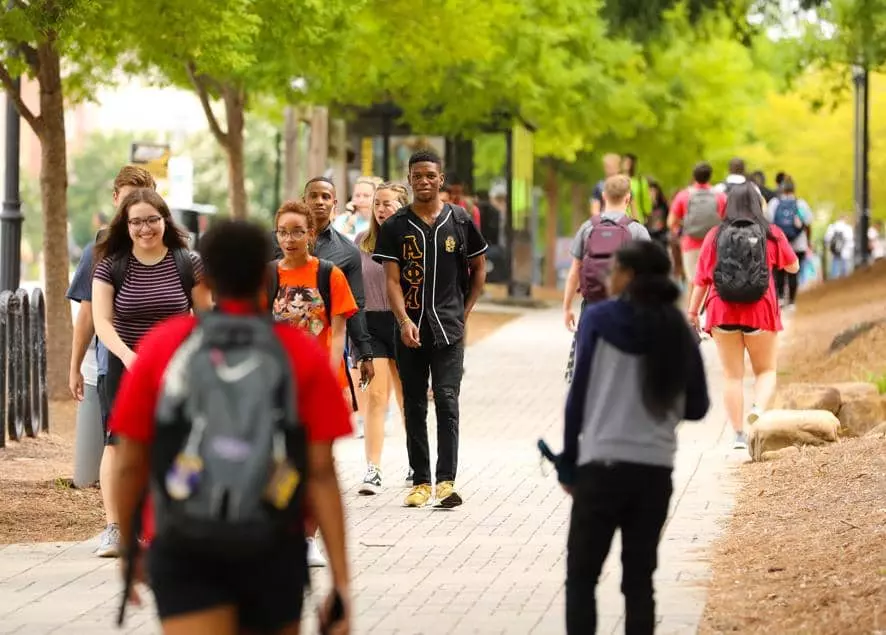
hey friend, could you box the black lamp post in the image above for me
[852,63,871,267]
[0,74,22,292]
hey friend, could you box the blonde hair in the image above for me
[603,174,632,204]
[360,182,409,253]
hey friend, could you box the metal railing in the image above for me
[0,288,49,448]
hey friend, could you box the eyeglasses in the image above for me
[128,216,163,230]
[276,229,308,240]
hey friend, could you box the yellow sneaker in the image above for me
[434,481,463,508]
[404,484,433,508]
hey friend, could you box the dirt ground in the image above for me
[702,266,886,634]
[0,310,518,545]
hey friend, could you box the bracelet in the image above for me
[398,316,412,328]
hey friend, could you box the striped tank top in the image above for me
[93,249,203,349]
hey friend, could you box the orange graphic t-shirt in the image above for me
[271,257,358,387]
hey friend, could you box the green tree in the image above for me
[119,0,355,219]
[0,1,122,399]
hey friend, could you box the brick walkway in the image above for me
[0,307,742,635]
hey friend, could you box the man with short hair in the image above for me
[766,178,812,306]
[714,157,747,195]
[564,175,651,332]
[291,176,375,393]
[373,149,488,509]
[590,153,621,217]
[66,164,157,559]
[667,162,727,306]
[749,170,777,203]
[111,219,352,635]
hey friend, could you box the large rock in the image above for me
[830,382,880,401]
[866,422,886,438]
[837,393,886,437]
[773,383,842,414]
[747,410,840,462]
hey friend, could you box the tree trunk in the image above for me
[544,160,559,288]
[283,105,302,201]
[330,118,347,216]
[307,106,328,178]
[571,181,588,232]
[37,43,72,401]
[223,86,248,219]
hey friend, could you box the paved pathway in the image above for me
[0,307,743,634]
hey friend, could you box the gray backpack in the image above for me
[683,187,721,239]
[150,312,304,559]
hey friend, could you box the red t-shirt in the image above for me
[109,300,353,542]
[669,184,727,252]
[694,225,798,333]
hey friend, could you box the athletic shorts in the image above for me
[365,311,397,359]
[713,324,763,335]
[147,536,308,631]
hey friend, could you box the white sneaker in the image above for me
[95,524,120,558]
[358,463,382,495]
[306,537,327,567]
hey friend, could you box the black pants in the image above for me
[395,323,465,485]
[566,462,673,635]
[775,251,805,305]
[100,352,126,446]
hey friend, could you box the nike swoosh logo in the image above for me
[215,355,262,383]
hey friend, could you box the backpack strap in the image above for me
[109,254,128,297]
[316,258,334,326]
[266,260,280,313]
[171,247,196,309]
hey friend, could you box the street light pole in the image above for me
[0,77,23,292]
[852,64,871,267]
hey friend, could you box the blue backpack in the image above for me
[773,198,803,241]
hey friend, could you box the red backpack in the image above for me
[579,215,633,303]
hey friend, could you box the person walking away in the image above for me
[687,183,799,450]
[559,240,709,635]
[373,149,488,509]
[713,157,747,195]
[749,170,778,203]
[667,162,727,312]
[622,153,652,223]
[355,183,409,493]
[334,176,381,242]
[645,180,671,252]
[823,215,854,279]
[590,154,622,217]
[767,178,811,308]
[562,175,651,382]
[269,200,357,567]
[448,177,482,228]
[294,177,375,430]
[111,219,352,635]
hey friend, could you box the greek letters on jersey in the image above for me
[373,204,488,347]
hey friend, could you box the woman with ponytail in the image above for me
[560,240,709,635]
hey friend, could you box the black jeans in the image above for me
[566,462,673,635]
[395,324,465,485]
[775,251,805,305]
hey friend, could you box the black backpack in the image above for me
[829,231,846,257]
[713,220,770,303]
[266,259,334,324]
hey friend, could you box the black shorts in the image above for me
[714,324,763,335]
[147,536,308,631]
[366,311,397,359]
[98,353,127,446]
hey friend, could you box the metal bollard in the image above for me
[30,288,48,434]
[0,290,8,448]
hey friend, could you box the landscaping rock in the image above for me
[865,422,886,438]
[773,383,842,414]
[829,382,880,401]
[747,410,840,462]
[836,393,885,437]
[760,446,801,462]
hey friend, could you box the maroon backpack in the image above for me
[579,215,634,303]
